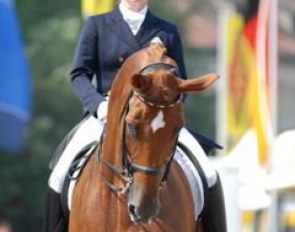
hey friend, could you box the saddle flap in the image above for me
[60,142,98,219]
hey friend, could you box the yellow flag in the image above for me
[82,0,114,17]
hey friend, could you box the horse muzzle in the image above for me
[127,185,160,224]
[128,203,160,224]
[126,172,163,224]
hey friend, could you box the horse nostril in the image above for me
[128,204,138,222]
[128,204,135,214]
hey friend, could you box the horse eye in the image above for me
[126,122,138,135]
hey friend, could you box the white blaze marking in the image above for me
[151,110,166,133]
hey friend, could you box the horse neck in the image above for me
[99,67,135,183]
[101,107,125,168]
[100,45,168,173]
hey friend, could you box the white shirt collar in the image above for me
[119,2,148,22]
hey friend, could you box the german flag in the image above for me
[81,0,114,18]
[226,0,275,165]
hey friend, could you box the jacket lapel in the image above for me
[107,7,140,51]
[135,11,162,46]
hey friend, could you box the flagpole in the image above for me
[268,0,279,231]
[269,0,278,136]
[216,3,229,156]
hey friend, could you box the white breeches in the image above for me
[48,116,217,194]
[48,116,104,192]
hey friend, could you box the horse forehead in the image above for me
[150,71,177,88]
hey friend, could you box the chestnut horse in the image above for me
[69,43,219,232]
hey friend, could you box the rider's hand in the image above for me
[97,97,109,123]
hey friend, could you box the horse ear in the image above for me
[131,74,151,93]
[176,73,220,93]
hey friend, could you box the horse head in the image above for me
[124,61,219,223]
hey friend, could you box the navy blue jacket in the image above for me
[70,7,186,115]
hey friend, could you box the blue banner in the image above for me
[0,0,31,152]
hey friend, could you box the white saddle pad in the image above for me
[174,147,205,220]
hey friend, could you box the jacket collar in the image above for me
[107,7,162,50]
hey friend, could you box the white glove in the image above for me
[97,97,109,123]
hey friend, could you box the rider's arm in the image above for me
[70,16,105,116]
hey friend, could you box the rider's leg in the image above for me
[201,175,227,232]
[43,116,104,232]
[43,187,67,232]
[178,128,227,232]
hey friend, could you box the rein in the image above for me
[97,134,133,193]
[97,63,181,193]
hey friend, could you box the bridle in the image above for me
[133,63,184,108]
[98,63,183,193]
[133,90,183,109]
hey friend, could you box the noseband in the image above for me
[98,63,181,193]
[133,90,183,109]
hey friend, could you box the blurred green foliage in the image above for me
[185,48,217,140]
[0,1,82,231]
[0,1,216,231]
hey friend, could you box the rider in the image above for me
[43,0,227,231]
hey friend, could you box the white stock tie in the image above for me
[125,18,142,35]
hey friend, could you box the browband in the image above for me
[139,63,180,77]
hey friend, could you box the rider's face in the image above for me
[121,0,148,12]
